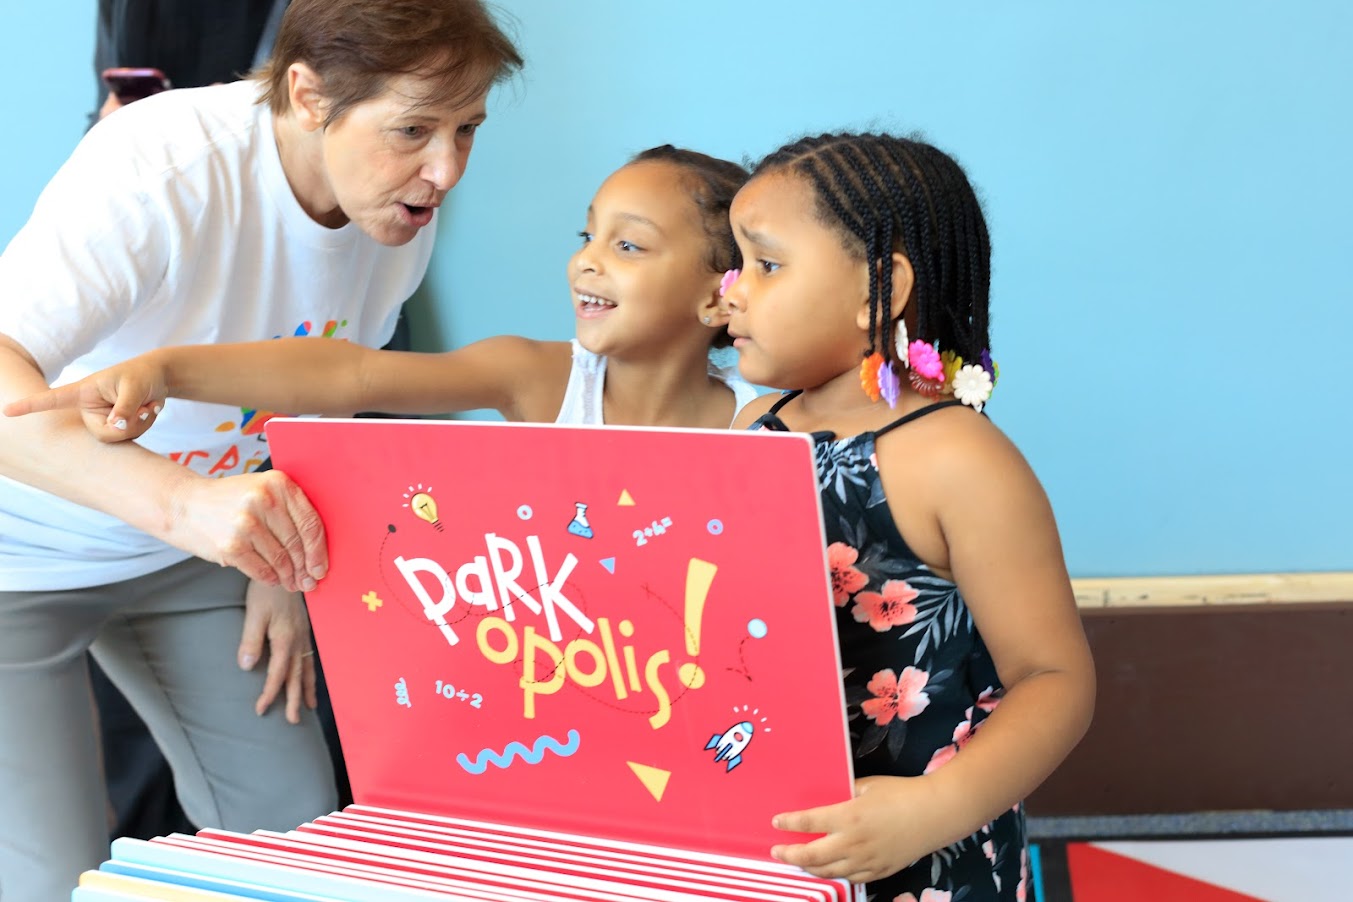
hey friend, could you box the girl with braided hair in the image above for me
[724,132,1094,900]
[7,145,757,433]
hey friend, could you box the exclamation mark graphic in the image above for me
[678,558,718,689]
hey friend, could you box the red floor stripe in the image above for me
[1066,843,1269,902]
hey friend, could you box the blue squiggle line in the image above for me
[456,729,581,774]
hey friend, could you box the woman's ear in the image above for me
[855,251,917,331]
[287,63,328,132]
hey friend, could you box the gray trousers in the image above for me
[0,557,337,901]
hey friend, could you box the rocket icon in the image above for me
[705,721,754,772]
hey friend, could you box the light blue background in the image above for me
[1,2,1348,578]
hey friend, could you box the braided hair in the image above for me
[631,145,749,349]
[753,133,991,368]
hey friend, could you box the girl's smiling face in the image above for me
[568,161,723,358]
[725,171,873,391]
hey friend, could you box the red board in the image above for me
[266,419,855,865]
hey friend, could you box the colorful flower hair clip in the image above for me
[865,320,910,409]
[980,348,999,387]
[909,369,945,398]
[861,334,1001,410]
[859,352,884,402]
[902,339,944,397]
[940,350,964,390]
[877,361,902,408]
[907,340,944,381]
[719,268,740,298]
[952,363,994,413]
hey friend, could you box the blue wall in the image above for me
[0,3,96,240]
[2,2,1348,578]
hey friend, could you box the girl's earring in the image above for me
[702,316,712,325]
[895,320,910,368]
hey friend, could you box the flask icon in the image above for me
[566,502,594,539]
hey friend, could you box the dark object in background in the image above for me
[91,0,281,127]
[101,66,171,103]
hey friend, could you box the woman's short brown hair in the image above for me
[258,0,523,126]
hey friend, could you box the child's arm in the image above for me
[3,336,571,441]
[771,417,1095,884]
[0,334,325,591]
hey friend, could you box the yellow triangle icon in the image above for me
[627,761,671,801]
[617,489,636,507]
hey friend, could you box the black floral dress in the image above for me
[755,394,1028,902]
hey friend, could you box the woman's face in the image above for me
[306,72,488,246]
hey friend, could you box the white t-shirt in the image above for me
[554,339,760,426]
[0,80,436,591]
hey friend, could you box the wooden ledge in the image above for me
[1071,572,1353,609]
[1034,585,1353,815]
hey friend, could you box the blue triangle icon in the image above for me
[600,557,616,574]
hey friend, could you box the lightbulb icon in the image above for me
[409,491,444,531]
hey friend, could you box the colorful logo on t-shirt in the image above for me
[215,318,351,436]
[168,318,352,477]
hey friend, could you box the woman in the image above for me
[0,1,521,897]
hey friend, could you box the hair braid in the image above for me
[959,167,992,357]
[872,140,936,341]
[842,141,908,360]
[751,131,993,374]
[943,156,982,356]
[906,142,969,358]
[907,148,959,349]
[921,146,989,360]
[814,147,887,357]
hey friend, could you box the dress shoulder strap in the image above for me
[757,393,966,439]
[767,390,802,414]
[554,339,607,424]
[873,399,966,439]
